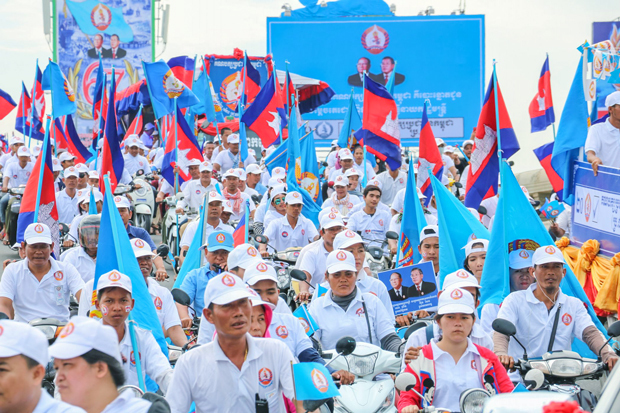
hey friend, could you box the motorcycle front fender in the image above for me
[135,204,152,215]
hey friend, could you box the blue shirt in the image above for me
[179,266,219,314]
[255,183,268,196]
[126,225,156,251]
[141,132,154,149]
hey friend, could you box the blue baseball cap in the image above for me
[202,231,234,252]
[144,123,155,131]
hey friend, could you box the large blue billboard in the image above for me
[267,15,485,147]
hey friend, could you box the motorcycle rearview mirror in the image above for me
[171,288,191,307]
[386,231,399,240]
[492,318,528,360]
[156,244,170,258]
[324,336,357,369]
[453,182,463,189]
[59,222,70,233]
[477,205,488,216]
[251,194,262,205]
[254,235,268,245]
[597,320,620,359]
[404,322,428,340]
[367,246,383,260]
[395,372,417,392]
[290,269,307,282]
[523,369,545,391]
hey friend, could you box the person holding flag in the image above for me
[220,168,256,221]
[213,133,256,171]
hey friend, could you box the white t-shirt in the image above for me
[214,149,256,171]
[346,208,392,248]
[298,240,330,289]
[146,278,182,331]
[375,170,407,205]
[4,161,33,188]
[0,258,84,323]
[167,334,295,413]
[584,119,620,169]
[99,390,152,413]
[321,194,363,216]
[59,247,96,283]
[56,189,80,224]
[264,215,319,252]
[123,153,150,176]
[349,199,390,215]
[180,219,234,248]
[177,179,221,212]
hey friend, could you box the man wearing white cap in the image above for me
[211,127,232,160]
[53,156,64,192]
[258,184,286,232]
[122,135,150,176]
[375,161,407,205]
[59,151,77,171]
[261,191,319,255]
[456,137,473,176]
[494,245,618,372]
[94,270,174,394]
[220,168,256,221]
[213,133,256,171]
[0,145,32,231]
[246,163,267,196]
[175,161,220,213]
[347,185,392,250]
[418,225,440,280]
[56,166,81,224]
[586,90,620,175]
[203,139,216,163]
[50,316,155,412]
[168,272,296,413]
[297,212,345,301]
[61,215,100,283]
[64,189,103,248]
[321,175,362,216]
[0,223,84,323]
[325,141,340,169]
[0,136,24,172]
[238,168,259,198]
[0,320,85,412]
[327,148,355,182]
[74,163,89,190]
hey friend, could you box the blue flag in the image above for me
[430,174,490,287]
[293,304,319,337]
[300,130,322,204]
[397,156,427,266]
[540,198,565,220]
[88,190,97,215]
[192,61,224,123]
[174,196,207,288]
[337,93,361,148]
[263,124,307,174]
[41,60,77,118]
[65,0,133,42]
[479,161,607,357]
[550,56,588,206]
[142,60,199,119]
[94,177,167,356]
[293,362,340,400]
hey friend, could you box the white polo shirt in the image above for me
[309,288,394,350]
[32,388,86,412]
[346,208,392,248]
[584,118,620,169]
[375,170,407,205]
[321,194,363,216]
[354,159,376,181]
[214,149,257,171]
[146,278,182,330]
[0,258,84,323]
[177,179,221,212]
[497,284,593,362]
[167,334,295,413]
[480,303,500,336]
[180,219,233,248]
[56,189,80,224]
[119,321,173,394]
[123,153,150,176]
[349,199,390,215]
[263,209,285,230]
[4,161,32,189]
[264,214,319,252]
[298,240,330,289]
[99,390,151,413]
[59,247,96,283]
[269,312,314,359]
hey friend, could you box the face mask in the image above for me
[438,147,445,155]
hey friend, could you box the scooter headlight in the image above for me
[528,360,550,375]
[135,186,148,197]
[581,361,599,375]
[379,388,395,412]
[547,359,583,377]
[459,388,490,413]
[277,268,290,290]
[168,349,183,363]
[343,352,378,377]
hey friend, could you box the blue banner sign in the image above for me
[572,161,620,256]
[267,15,485,147]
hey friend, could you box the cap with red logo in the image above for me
[48,316,122,364]
[338,148,353,161]
[333,229,366,251]
[463,238,489,258]
[202,231,234,252]
[199,161,213,172]
[442,269,480,291]
[223,169,238,179]
[532,245,565,266]
[204,272,254,310]
[333,175,349,187]
[113,196,131,209]
[17,146,30,157]
[96,270,133,295]
[509,249,533,270]
[131,238,156,259]
[63,166,79,178]
[285,191,303,205]
[272,167,286,180]
[0,320,49,366]
[320,211,344,230]
[227,243,261,271]
[438,286,475,315]
[244,260,278,286]
[207,191,224,204]
[326,250,357,274]
[24,223,52,245]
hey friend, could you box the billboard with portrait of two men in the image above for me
[378,261,437,315]
[267,15,485,147]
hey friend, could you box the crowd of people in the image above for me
[0,102,617,413]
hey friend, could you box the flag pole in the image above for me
[20,84,27,141]
[33,116,52,223]
[28,59,39,148]
[174,97,180,259]
[102,174,146,392]
[492,60,502,158]
[133,104,143,135]
[94,72,106,170]
[202,56,220,147]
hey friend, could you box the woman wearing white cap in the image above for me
[50,316,155,412]
[351,144,376,181]
[398,287,513,413]
[309,250,401,352]
[321,175,361,217]
[462,238,488,283]
[261,185,287,231]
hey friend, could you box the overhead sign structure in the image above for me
[267,15,485,146]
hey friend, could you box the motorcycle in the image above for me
[171,288,201,346]
[29,318,67,395]
[362,231,399,277]
[5,186,25,249]
[162,193,198,273]
[131,170,157,232]
[492,318,620,411]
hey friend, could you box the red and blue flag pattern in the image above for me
[15,83,44,140]
[100,70,124,194]
[0,88,17,121]
[416,102,444,206]
[162,107,203,188]
[241,73,287,148]
[529,56,555,132]
[241,53,261,106]
[167,56,195,90]
[65,114,93,165]
[533,141,564,199]
[465,74,520,209]
[233,201,250,247]
[31,65,46,126]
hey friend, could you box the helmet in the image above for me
[78,215,101,250]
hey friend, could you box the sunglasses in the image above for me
[79,173,87,178]
[273,197,284,205]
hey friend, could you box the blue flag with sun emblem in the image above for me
[142,60,199,119]
[41,60,77,118]
[293,362,340,400]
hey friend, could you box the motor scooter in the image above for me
[131,169,157,232]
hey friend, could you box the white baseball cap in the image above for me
[9,136,24,145]
[444,146,455,154]
[333,229,366,250]
[509,249,533,270]
[113,196,131,209]
[333,175,349,187]
[268,177,285,189]
[49,316,122,365]
[367,179,382,189]
[64,167,79,178]
[419,225,439,244]
[199,162,213,172]
[417,187,427,200]
[96,270,133,295]
[223,169,238,179]
[204,272,254,309]
[52,157,62,172]
[272,167,286,179]
[520,185,535,203]
[244,261,278,286]
[270,185,287,199]
[338,148,353,160]
[187,158,202,167]
[78,189,103,204]
[463,139,474,147]
[435,138,445,147]
[24,223,52,245]
[464,238,489,257]
[75,163,89,173]
[88,170,100,180]
[345,168,360,178]
[442,269,480,291]
[248,288,276,310]
[246,164,262,175]
[285,191,303,205]
[17,146,30,157]
[227,243,261,270]
[227,134,240,144]
[207,191,224,204]
[532,245,565,266]
[223,200,234,213]
[0,320,49,366]
[326,250,357,274]
[605,91,620,108]
[59,152,77,162]
[320,211,344,230]
[438,286,475,315]
[126,137,140,148]
[131,238,155,258]
[331,139,338,147]
[236,168,247,181]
